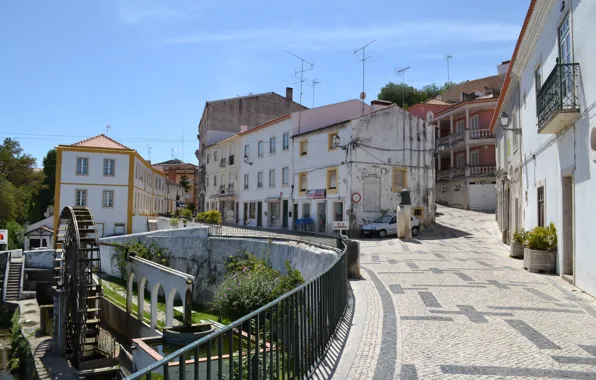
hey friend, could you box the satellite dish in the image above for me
[426,111,434,122]
[360,92,366,100]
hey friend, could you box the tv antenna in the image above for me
[287,51,314,134]
[445,54,454,83]
[355,40,375,115]
[310,79,321,108]
[395,66,411,108]
[105,125,111,136]
[171,148,175,160]
[181,131,184,162]
[146,145,152,162]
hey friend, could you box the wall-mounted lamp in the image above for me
[332,135,348,151]
[243,155,253,166]
[500,111,522,134]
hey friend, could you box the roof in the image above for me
[156,159,184,165]
[408,97,453,111]
[70,134,132,150]
[434,94,500,118]
[440,75,505,103]
[489,0,537,132]
[24,225,53,236]
[239,114,291,136]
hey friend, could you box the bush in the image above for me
[195,212,206,223]
[203,209,222,225]
[169,217,180,228]
[180,208,193,221]
[527,223,557,252]
[211,253,304,321]
[111,240,171,279]
[9,310,34,375]
[512,229,528,245]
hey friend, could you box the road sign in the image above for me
[0,230,7,245]
[333,221,349,230]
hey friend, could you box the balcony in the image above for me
[437,165,496,180]
[226,183,234,193]
[438,170,451,180]
[437,136,450,150]
[469,165,495,177]
[219,158,227,168]
[228,155,235,165]
[219,185,225,194]
[469,129,494,140]
[537,62,580,134]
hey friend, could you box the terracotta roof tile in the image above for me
[71,134,132,150]
[434,94,500,118]
[423,98,453,106]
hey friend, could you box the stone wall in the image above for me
[100,297,160,343]
[23,249,54,269]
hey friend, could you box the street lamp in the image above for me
[500,111,522,134]
[332,135,348,150]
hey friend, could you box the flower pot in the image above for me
[510,242,525,258]
[523,248,556,273]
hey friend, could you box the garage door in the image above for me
[469,184,497,211]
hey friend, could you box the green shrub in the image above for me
[9,310,34,375]
[527,223,557,252]
[211,253,304,321]
[512,229,529,245]
[169,217,180,228]
[203,209,222,225]
[180,208,193,221]
[195,212,206,223]
[111,240,171,279]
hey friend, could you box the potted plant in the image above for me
[524,223,557,273]
[510,229,528,258]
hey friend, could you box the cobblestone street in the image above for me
[338,205,596,380]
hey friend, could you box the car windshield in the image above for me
[374,215,393,223]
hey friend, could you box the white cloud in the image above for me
[159,21,519,49]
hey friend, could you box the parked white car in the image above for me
[361,214,420,238]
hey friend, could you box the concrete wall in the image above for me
[23,249,54,269]
[100,297,160,343]
[436,179,469,209]
[290,100,370,136]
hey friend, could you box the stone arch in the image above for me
[184,289,193,325]
[137,277,148,321]
[165,288,183,327]
[150,282,163,329]
[126,272,135,314]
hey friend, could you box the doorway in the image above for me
[257,202,262,227]
[282,200,288,228]
[317,201,327,233]
[243,203,248,225]
[235,202,239,224]
[293,203,298,229]
[562,175,574,276]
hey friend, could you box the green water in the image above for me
[150,336,248,362]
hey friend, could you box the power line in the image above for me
[354,40,375,116]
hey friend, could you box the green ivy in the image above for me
[9,310,34,375]
[111,240,171,280]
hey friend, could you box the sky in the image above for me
[0,0,529,166]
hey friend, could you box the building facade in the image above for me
[54,134,183,237]
[196,89,306,213]
[433,71,505,211]
[153,159,198,207]
[492,0,596,297]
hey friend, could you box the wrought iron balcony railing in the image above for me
[219,185,225,194]
[537,62,580,133]
[228,155,234,165]
[219,158,227,168]
[226,183,234,193]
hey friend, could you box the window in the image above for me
[257,171,263,188]
[269,137,276,154]
[102,190,114,207]
[535,65,542,92]
[470,150,480,166]
[206,177,209,187]
[114,223,125,235]
[244,174,249,190]
[559,14,571,65]
[258,141,264,157]
[333,202,343,221]
[302,203,311,218]
[282,167,289,185]
[269,169,275,187]
[298,173,307,195]
[220,174,224,186]
[328,132,338,150]
[249,202,256,219]
[537,186,545,227]
[413,208,423,217]
[76,158,88,175]
[214,176,217,187]
[392,168,407,192]
[229,172,234,184]
[469,115,479,130]
[327,167,338,194]
[300,140,308,156]
[456,154,465,168]
[244,145,250,159]
[207,153,210,164]
[214,150,218,162]
[75,189,87,206]
[283,133,289,150]
[456,120,464,133]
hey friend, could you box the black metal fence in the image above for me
[537,62,580,130]
[127,229,348,379]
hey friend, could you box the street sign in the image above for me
[333,221,349,230]
[0,229,7,245]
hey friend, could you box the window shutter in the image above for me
[393,169,405,191]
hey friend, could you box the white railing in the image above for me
[436,136,450,149]
[452,167,466,178]
[469,165,496,176]
[451,131,465,145]
[469,129,495,140]
[438,170,451,180]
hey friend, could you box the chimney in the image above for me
[497,60,510,76]
[240,124,248,133]
[286,87,293,101]
[371,99,393,111]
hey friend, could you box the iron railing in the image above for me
[436,136,450,150]
[537,62,580,130]
[127,229,347,379]
[220,159,227,168]
[228,155,235,165]
[451,131,465,146]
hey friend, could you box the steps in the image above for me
[4,261,22,300]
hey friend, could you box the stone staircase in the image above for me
[4,260,22,301]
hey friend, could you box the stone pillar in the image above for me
[345,240,361,279]
[397,206,412,239]
[53,289,67,355]
[450,115,454,134]
[450,150,454,168]
[466,144,470,166]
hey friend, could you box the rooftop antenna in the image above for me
[105,125,111,136]
[181,131,184,162]
[445,54,454,83]
[355,40,375,115]
[310,79,321,108]
[395,66,411,108]
[171,148,175,160]
[146,145,152,162]
[287,51,314,134]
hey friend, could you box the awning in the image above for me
[264,196,281,202]
[306,189,326,199]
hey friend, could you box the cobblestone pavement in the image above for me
[343,205,596,380]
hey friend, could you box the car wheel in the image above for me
[412,226,420,237]
[379,230,387,238]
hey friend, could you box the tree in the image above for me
[179,175,191,192]
[378,81,461,108]
[37,149,56,219]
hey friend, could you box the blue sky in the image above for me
[0,0,528,166]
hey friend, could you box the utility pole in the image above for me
[395,66,411,108]
[287,51,314,134]
[310,79,321,108]
[445,54,454,83]
[181,131,184,162]
[355,40,375,115]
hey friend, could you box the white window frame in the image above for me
[244,174,249,190]
[456,153,465,168]
[469,115,479,130]
[470,150,480,166]
[102,190,114,208]
[282,167,289,185]
[283,133,289,150]
[75,189,87,206]
[258,141,264,157]
[269,136,276,154]
[257,171,263,188]
[244,145,250,159]
[456,120,465,133]
[269,169,275,188]
[102,158,115,176]
[76,157,89,175]
[214,150,218,162]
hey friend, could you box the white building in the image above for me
[24,216,54,250]
[203,134,241,223]
[492,0,596,297]
[54,134,184,237]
